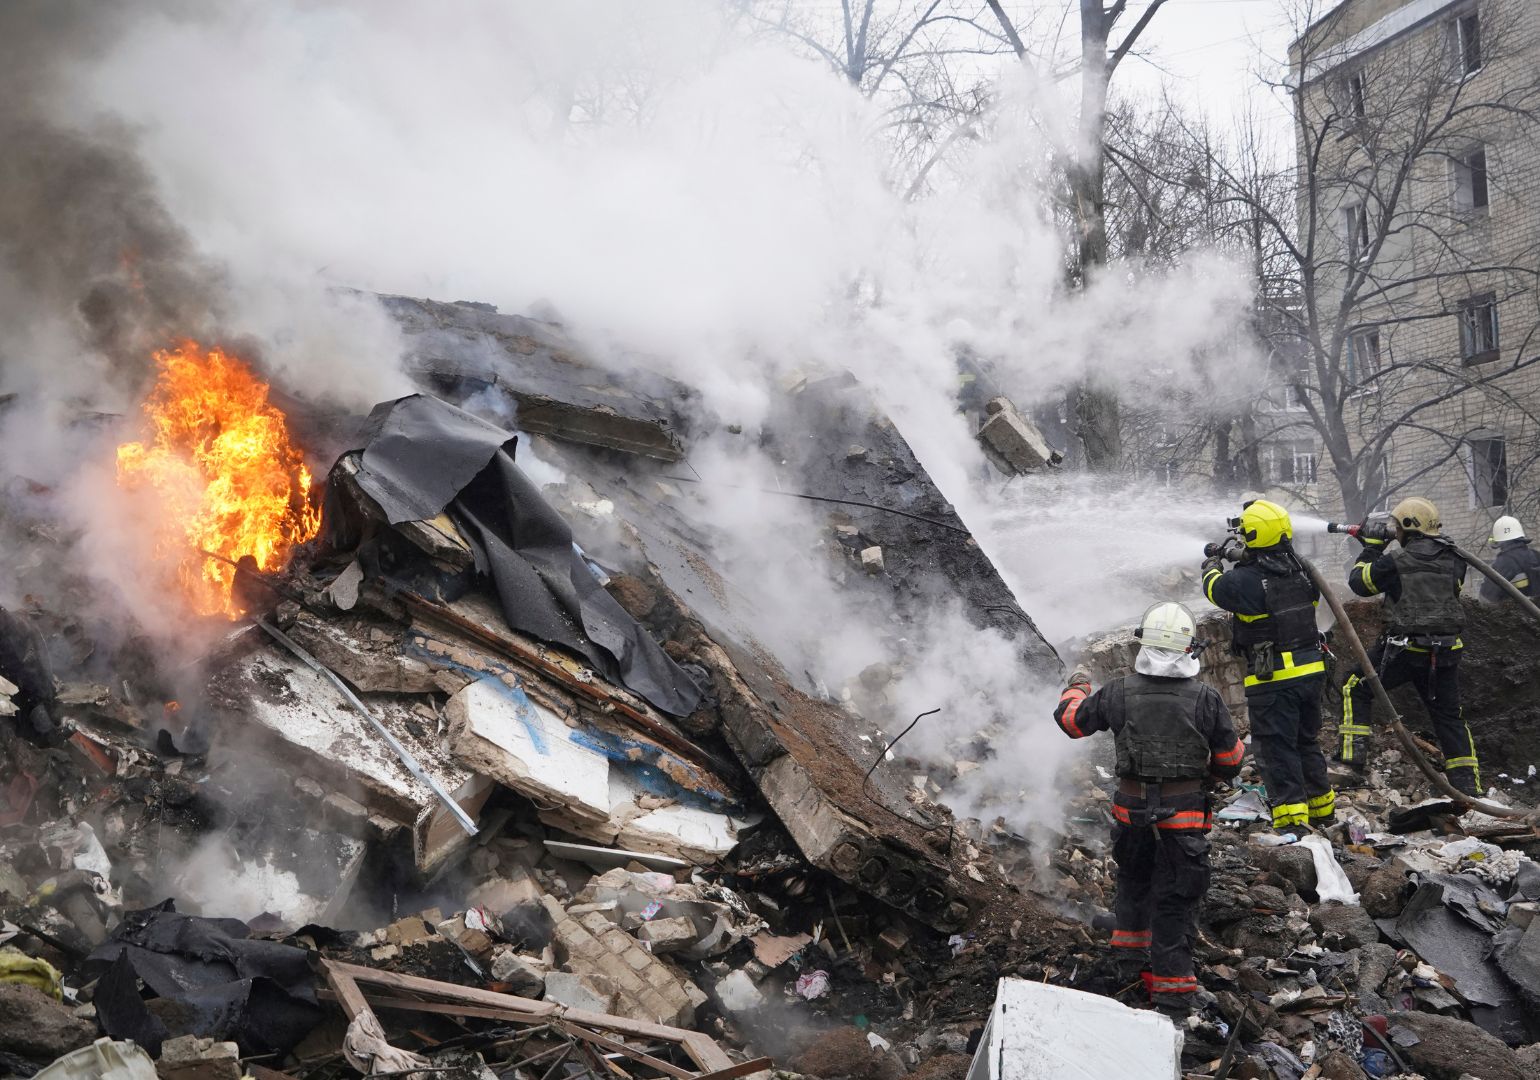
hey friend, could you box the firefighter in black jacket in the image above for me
[1341,497,1481,795]
[1201,499,1333,831]
[1055,601,1244,1017]
[1481,515,1540,601]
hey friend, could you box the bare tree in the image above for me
[987,0,1170,470]
[1207,0,1540,523]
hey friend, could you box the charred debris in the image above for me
[10,297,1540,1080]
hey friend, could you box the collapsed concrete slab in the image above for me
[381,295,691,462]
[964,978,1182,1080]
[206,646,492,874]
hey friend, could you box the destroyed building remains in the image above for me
[12,294,1540,1080]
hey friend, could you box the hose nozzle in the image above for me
[1326,521,1357,535]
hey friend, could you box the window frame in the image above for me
[1458,292,1499,364]
[1347,327,1382,392]
[1454,10,1483,78]
[1342,203,1371,266]
[1467,435,1508,508]
[1452,146,1490,212]
[1347,70,1367,119]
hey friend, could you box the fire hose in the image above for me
[1297,555,1540,823]
[1326,521,1540,623]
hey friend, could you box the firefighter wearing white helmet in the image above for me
[1482,515,1540,601]
[1200,500,1334,832]
[1053,601,1243,1017]
[1343,496,1482,796]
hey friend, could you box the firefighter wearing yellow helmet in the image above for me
[1200,500,1334,831]
[1341,497,1481,795]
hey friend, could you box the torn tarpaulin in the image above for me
[84,902,321,1056]
[342,394,701,717]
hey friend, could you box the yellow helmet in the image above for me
[1391,496,1441,536]
[1238,499,1293,549]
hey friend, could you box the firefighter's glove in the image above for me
[1355,532,1388,551]
[1065,669,1091,691]
[1201,555,1224,575]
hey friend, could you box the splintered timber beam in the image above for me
[318,961,737,1076]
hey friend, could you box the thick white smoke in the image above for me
[6,0,1266,832]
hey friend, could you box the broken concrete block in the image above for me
[154,1036,241,1080]
[877,926,909,956]
[542,896,700,1027]
[322,791,369,833]
[967,978,1180,1079]
[1511,901,1538,930]
[368,944,401,963]
[713,969,764,1014]
[543,972,616,1014]
[467,865,547,923]
[860,546,884,573]
[490,947,548,997]
[435,916,495,958]
[384,916,433,947]
[977,396,1059,474]
[636,916,698,955]
[0,984,97,1062]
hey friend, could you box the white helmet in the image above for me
[1492,515,1527,544]
[1135,601,1196,653]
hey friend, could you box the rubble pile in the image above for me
[6,296,1540,1079]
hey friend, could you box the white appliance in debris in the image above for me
[964,977,1183,1080]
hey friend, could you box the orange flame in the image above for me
[116,341,320,618]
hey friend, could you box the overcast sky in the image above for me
[1113,0,1302,144]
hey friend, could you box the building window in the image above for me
[1343,204,1370,265]
[1347,71,1366,118]
[1267,439,1318,486]
[1347,328,1381,389]
[1459,293,1499,362]
[1454,11,1482,76]
[1469,436,1507,507]
[1453,147,1489,211]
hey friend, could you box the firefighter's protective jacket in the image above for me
[1350,536,1466,640]
[1055,674,1244,782]
[1482,539,1540,601]
[1203,551,1325,690]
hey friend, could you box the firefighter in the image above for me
[1480,515,1540,601]
[1201,499,1334,831]
[1341,497,1481,795]
[1054,601,1244,1018]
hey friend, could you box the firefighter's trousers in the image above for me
[1247,676,1333,829]
[1341,645,1478,793]
[1108,792,1210,1010]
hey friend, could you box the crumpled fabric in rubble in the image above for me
[344,1010,432,1078]
[83,900,322,1056]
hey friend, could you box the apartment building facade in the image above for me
[1289,0,1540,548]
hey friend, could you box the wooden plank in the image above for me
[558,1023,695,1079]
[327,961,733,1072]
[320,960,372,1022]
[691,1058,774,1080]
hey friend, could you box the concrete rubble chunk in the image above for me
[384,916,434,947]
[0,983,98,1063]
[543,971,616,1014]
[860,546,884,573]
[489,947,549,997]
[977,396,1060,474]
[965,977,1181,1080]
[712,969,764,1014]
[636,916,698,955]
[154,1037,241,1080]
[436,915,495,959]
[541,895,701,1028]
[1386,1011,1522,1080]
[467,864,547,922]
[1310,903,1379,950]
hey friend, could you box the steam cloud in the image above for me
[0,0,1265,834]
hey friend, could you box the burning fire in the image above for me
[116,341,320,618]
